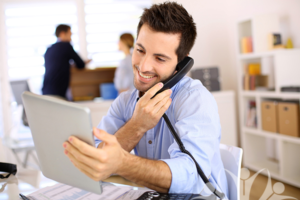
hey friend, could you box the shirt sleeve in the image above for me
[68,43,85,69]
[160,87,222,193]
[94,93,127,147]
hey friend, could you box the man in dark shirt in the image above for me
[42,24,90,99]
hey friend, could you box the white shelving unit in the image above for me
[237,17,300,187]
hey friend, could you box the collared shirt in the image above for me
[113,54,135,91]
[96,76,228,197]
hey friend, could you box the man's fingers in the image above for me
[152,95,172,114]
[157,98,172,116]
[93,128,117,146]
[66,151,103,181]
[64,141,108,167]
[142,82,164,100]
[65,136,106,159]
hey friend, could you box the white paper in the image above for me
[26,182,132,200]
[117,188,154,200]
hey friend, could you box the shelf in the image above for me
[246,160,280,177]
[281,141,300,187]
[243,127,300,144]
[237,17,300,188]
[239,51,275,60]
[241,91,300,99]
[238,49,300,60]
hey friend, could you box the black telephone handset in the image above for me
[152,56,194,98]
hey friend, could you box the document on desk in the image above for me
[116,188,153,200]
[25,182,132,200]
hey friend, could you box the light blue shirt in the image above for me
[113,54,135,91]
[96,76,228,196]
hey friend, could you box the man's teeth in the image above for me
[139,71,154,79]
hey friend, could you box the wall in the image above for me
[152,0,300,91]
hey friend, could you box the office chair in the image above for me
[2,80,38,168]
[219,144,243,200]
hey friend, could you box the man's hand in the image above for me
[85,59,92,64]
[63,128,126,181]
[130,82,172,133]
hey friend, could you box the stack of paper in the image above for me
[25,182,133,200]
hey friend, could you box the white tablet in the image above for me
[22,91,102,194]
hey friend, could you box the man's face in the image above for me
[59,29,72,42]
[132,24,180,93]
[65,29,72,42]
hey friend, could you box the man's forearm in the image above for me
[117,152,172,193]
[98,119,145,152]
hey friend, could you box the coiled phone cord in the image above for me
[162,113,225,199]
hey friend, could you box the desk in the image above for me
[70,67,116,101]
[0,170,144,200]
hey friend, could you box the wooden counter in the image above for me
[70,67,116,101]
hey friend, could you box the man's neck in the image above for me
[57,37,69,42]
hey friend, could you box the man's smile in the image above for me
[135,65,157,83]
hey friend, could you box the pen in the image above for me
[19,193,30,200]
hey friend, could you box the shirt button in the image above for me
[148,140,152,144]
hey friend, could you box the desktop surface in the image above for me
[0,170,146,200]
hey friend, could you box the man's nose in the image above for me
[139,55,153,73]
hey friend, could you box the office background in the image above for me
[0,0,300,199]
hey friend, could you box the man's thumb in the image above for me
[93,127,114,144]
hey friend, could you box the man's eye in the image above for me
[137,49,144,53]
[157,57,165,62]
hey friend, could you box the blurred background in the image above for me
[0,0,300,199]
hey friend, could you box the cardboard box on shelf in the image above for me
[278,102,300,137]
[261,101,278,133]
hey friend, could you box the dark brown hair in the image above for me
[137,2,197,62]
[120,33,134,48]
[55,24,71,37]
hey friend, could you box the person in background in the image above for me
[113,33,135,94]
[42,24,91,99]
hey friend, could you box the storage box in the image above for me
[261,101,278,133]
[278,102,300,137]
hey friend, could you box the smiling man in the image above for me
[63,2,228,196]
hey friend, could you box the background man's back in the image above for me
[42,41,84,98]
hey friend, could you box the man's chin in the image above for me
[134,82,156,94]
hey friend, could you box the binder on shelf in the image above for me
[261,101,278,133]
[241,37,253,54]
[278,102,300,137]
[246,100,257,128]
[243,75,268,91]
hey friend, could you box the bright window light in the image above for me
[4,2,79,80]
[85,0,151,67]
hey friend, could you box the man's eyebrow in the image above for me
[136,43,171,60]
[136,43,145,51]
[153,53,171,60]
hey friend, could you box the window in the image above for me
[84,0,151,67]
[4,2,79,80]
[3,0,151,80]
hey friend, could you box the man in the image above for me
[42,24,90,99]
[63,2,228,196]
